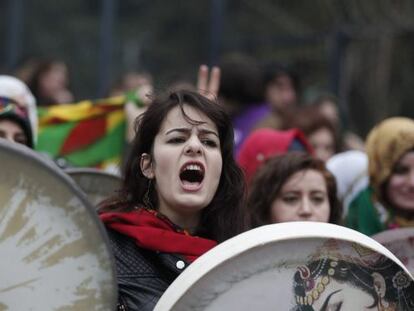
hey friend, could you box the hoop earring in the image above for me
[143,179,153,209]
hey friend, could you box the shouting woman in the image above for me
[99,89,246,310]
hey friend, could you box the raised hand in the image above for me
[196,65,221,101]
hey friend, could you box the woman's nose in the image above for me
[185,135,203,155]
[298,199,313,216]
[5,135,15,144]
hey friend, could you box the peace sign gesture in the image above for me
[196,65,221,101]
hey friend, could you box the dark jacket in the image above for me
[107,228,189,311]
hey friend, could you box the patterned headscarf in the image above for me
[366,117,414,199]
[0,96,34,147]
[0,76,38,145]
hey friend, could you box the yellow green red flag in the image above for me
[36,96,126,169]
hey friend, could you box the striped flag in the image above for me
[36,96,126,169]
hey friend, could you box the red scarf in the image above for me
[100,208,217,262]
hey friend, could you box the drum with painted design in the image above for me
[0,141,117,310]
[155,222,414,311]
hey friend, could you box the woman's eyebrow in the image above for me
[319,289,342,311]
[281,190,300,194]
[198,128,219,137]
[165,127,219,137]
[165,127,191,135]
[310,190,327,194]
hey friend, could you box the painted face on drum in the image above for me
[141,105,223,230]
[311,279,377,311]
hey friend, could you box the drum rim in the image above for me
[64,167,122,180]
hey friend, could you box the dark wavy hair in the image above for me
[247,152,341,228]
[99,89,246,242]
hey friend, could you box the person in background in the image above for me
[98,88,246,311]
[13,57,41,85]
[346,117,414,236]
[311,93,365,151]
[286,105,340,162]
[237,128,313,185]
[217,54,265,154]
[109,71,153,98]
[0,75,37,148]
[253,63,300,130]
[0,97,32,147]
[247,152,341,228]
[28,59,74,106]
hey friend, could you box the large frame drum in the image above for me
[64,168,122,206]
[155,222,414,311]
[0,141,117,310]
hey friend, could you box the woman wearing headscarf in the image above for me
[346,117,414,235]
[0,75,38,148]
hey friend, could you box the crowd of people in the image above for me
[1,59,414,310]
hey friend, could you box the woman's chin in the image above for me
[172,193,213,212]
[392,201,414,216]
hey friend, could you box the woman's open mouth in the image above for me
[179,162,205,191]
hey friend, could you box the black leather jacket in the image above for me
[107,229,189,311]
